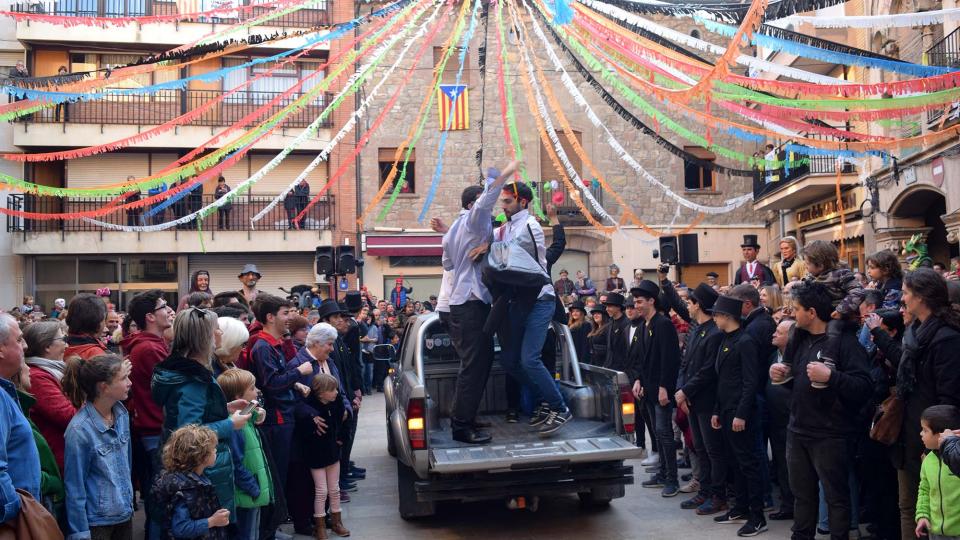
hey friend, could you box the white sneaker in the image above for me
[640,452,660,467]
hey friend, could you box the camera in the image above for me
[658,263,670,274]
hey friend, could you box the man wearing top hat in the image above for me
[734,235,775,286]
[674,284,727,515]
[238,263,262,305]
[601,292,631,375]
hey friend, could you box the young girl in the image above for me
[916,405,960,540]
[587,308,610,367]
[800,240,865,366]
[295,373,349,538]
[62,354,135,539]
[216,369,271,540]
[567,301,592,364]
[866,249,904,310]
[153,425,232,540]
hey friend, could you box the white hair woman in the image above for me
[213,316,250,376]
[775,235,807,288]
[290,323,352,414]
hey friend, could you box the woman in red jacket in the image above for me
[23,320,77,471]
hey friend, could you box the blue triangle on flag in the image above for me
[440,84,465,101]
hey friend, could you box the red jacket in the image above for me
[120,331,169,437]
[26,365,76,471]
[63,334,107,361]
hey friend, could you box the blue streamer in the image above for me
[726,126,766,143]
[417,0,481,223]
[554,0,574,25]
[2,0,413,104]
[785,142,888,160]
[698,17,954,78]
[143,145,251,218]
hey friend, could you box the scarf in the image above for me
[24,356,67,382]
[896,316,944,400]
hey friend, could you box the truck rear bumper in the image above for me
[413,462,634,504]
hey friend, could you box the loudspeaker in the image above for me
[659,236,679,264]
[336,245,357,274]
[679,233,700,265]
[315,246,335,275]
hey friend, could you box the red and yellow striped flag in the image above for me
[437,84,469,130]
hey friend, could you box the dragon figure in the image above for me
[903,233,933,270]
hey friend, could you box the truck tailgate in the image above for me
[430,435,640,473]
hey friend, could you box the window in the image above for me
[683,146,716,191]
[223,57,325,104]
[433,47,470,85]
[378,147,415,194]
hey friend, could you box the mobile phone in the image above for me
[240,400,259,416]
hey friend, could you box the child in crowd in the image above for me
[62,354,135,539]
[216,369,272,540]
[916,405,960,540]
[153,425,232,540]
[295,373,349,538]
[865,249,904,310]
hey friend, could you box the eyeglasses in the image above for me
[152,301,169,313]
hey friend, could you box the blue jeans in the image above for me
[499,297,565,411]
[818,468,860,532]
[141,435,163,540]
[235,507,261,540]
[362,358,374,394]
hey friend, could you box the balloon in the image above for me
[550,180,560,190]
[552,191,565,204]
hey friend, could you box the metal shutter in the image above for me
[188,253,317,299]
[66,153,150,189]
[0,51,24,68]
[247,154,328,195]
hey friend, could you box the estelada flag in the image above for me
[437,84,469,130]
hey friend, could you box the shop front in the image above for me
[794,188,866,273]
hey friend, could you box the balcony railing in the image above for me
[753,154,855,201]
[6,193,335,233]
[535,179,604,226]
[12,0,330,28]
[21,90,334,129]
[925,28,960,126]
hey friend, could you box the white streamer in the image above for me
[81,0,432,232]
[784,8,960,29]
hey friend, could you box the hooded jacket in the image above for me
[24,359,76,470]
[916,449,960,537]
[120,331,169,437]
[63,335,107,361]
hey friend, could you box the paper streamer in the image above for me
[586,0,850,25]
[784,8,960,29]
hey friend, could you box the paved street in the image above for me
[281,393,793,539]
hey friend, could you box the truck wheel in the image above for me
[397,461,436,519]
[386,421,397,458]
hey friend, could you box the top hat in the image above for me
[712,295,743,319]
[689,283,720,313]
[316,299,349,321]
[568,300,587,313]
[238,264,262,278]
[343,291,364,313]
[740,235,761,249]
[631,280,660,300]
[603,292,627,308]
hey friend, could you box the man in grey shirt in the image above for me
[434,161,518,444]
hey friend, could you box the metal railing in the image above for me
[753,153,855,201]
[26,90,334,129]
[927,27,960,68]
[11,0,330,27]
[7,193,335,233]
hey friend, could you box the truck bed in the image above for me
[429,415,615,449]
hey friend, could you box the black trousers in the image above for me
[769,422,795,512]
[787,432,852,540]
[286,458,314,531]
[646,400,678,484]
[448,301,494,429]
[339,408,359,482]
[691,409,726,498]
[720,409,764,517]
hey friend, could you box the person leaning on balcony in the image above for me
[775,236,807,289]
[9,60,33,122]
[215,176,232,230]
[125,177,142,227]
[54,66,69,122]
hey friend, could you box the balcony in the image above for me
[752,153,857,212]
[535,179,605,226]
[13,0,329,47]
[926,27,960,127]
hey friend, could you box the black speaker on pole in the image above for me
[659,236,679,264]
[315,246,335,275]
[336,245,357,275]
[679,233,700,265]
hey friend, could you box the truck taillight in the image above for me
[619,384,635,433]
[407,398,427,449]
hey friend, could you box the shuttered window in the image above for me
[248,154,328,195]
[66,153,150,189]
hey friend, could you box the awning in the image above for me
[802,219,864,244]
[365,234,443,257]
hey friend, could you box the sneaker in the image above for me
[640,452,660,467]
[641,475,665,488]
[538,407,573,436]
[681,472,693,482]
[696,496,728,516]
[505,410,519,423]
[645,466,660,473]
[350,465,366,475]
[680,494,706,509]
[340,491,351,503]
[737,517,767,537]
[529,403,551,427]
[340,481,357,493]
[714,510,749,524]
[346,470,365,480]
[680,479,700,493]
[661,483,680,498]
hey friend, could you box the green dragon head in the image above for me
[903,233,933,270]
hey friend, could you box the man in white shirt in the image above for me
[734,235,775,286]
[495,182,572,436]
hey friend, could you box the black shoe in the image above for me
[505,410,519,423]
[538,407,572,436]
[737,517,767,537]
[645,466,660,473]
[681,472,693,482]
[714,510,749,524]
[350,465,366,475]
[346,471,365,480]
[641,475,665,488]
[768,510,793,521]
[816,528,830,536]
[452,428,492,444]
[529,403,551,427]
[340,480,357,492]
[472,419,492,429]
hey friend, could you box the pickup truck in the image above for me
[383,312,642,519]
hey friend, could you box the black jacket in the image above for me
[743,307,777,393]
[588,324,609,367]
[659,279,691,324]
[603,315,631,373]
[679,318,724,414]
[942,436,960,478]
[619,318,645,384]
[152,471,231,540]
[331,336,361,397]
[783,328,872,438]
[713,328,758,420]
[569,321,592,364]
[638,312,681,401]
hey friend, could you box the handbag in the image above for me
[482,223,550,290]
[0,489,64,540]
[869,389,904,446]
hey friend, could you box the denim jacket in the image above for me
[64,402,133,539]
[0,378,41,523]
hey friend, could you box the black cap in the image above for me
[712,295,743,319]
[706,271,719,278]
[603,292,626,308]
[569,300,586,313]
[316,299,349,321]
[631,279,660,300]
[689,283,719,313]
